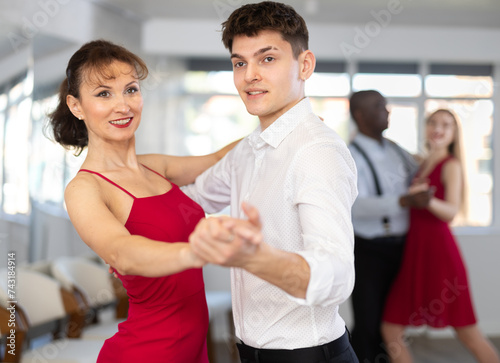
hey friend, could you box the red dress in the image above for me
[79,167,209,363]
[383,156,477,328]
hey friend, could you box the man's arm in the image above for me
[137,138,241,188]
[190,140,358,305]
[349,144,431,219]
[180,142,238,214]
[189,204,310,298]
[166,139,241,186]
[290,142,357,305]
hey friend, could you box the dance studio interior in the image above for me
[0,0,499,362]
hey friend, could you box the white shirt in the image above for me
[348,133,418,239]
[183,98,358,349]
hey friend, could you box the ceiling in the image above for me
[90,0,500,28]
[1,0,500,60]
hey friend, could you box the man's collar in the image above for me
[248,98,312,150]
[354,133,387,148]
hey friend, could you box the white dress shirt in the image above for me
[183,98,358,349]
[348,133,418,239]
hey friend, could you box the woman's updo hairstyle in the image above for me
[48,39,148,155]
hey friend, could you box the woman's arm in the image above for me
[139,138,241,187]
[427,159,462,222]
[65,175,204,277]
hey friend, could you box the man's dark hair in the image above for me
[221,1,309,59]
[349,90,382,121]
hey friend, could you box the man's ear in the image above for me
[298,50,316,81]
[352,109,364,128]
[66,95,83,120]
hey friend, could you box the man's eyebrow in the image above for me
[254,46,275,56]
[230,46,278,59]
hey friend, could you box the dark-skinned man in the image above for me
[348,90,433,363]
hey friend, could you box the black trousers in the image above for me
[236,330,359,363]
[350,235,405,363]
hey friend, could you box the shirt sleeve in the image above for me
[352,195,404,218]
[289,140,358,307]
[181,149,233,214]
[349,146,406,219]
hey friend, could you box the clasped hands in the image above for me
[400,177,435,209]
[188,202,263,268]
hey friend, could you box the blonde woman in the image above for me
[381,109,500,362]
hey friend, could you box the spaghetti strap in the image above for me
[79,169,136,199]
[141,164,170,182]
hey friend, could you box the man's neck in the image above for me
[258,97,306,131]
[360,131,384,144]
[259,117,274,132]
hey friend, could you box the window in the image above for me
[352,62,422,154]
[384,102,419,154]
[0,75,78,216]
[30,95,65,205]
[178,60,495,227]
[181,60,352,156]
[353,74,422,98]
[306,71,351,141]
[424,65,493,226]
[30,90,85,210]
[0,94,6,207]
[1,59,494,228]
[426,99,492,226]
[1,72,33,215]
[183,71,257,155]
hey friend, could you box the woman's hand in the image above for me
[189,203,263,268]
[409,177,430,194]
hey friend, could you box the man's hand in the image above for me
[408,177,429,194]
[189,203,263,267]
[400,188,435,209]
[108,265,118,278]
[224,202,262,244]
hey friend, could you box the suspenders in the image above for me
[351,140,409,235]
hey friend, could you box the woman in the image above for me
[381,109,500,362]
[49,39,237,363]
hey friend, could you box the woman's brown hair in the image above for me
[48,39,148,155]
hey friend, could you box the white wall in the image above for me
[143,19,500,62]
[0,45,31,85]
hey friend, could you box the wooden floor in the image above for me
[210,335,500,363]
[410,335,500,363]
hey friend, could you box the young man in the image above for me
[348,90,432,362]
[185,2,359,362]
